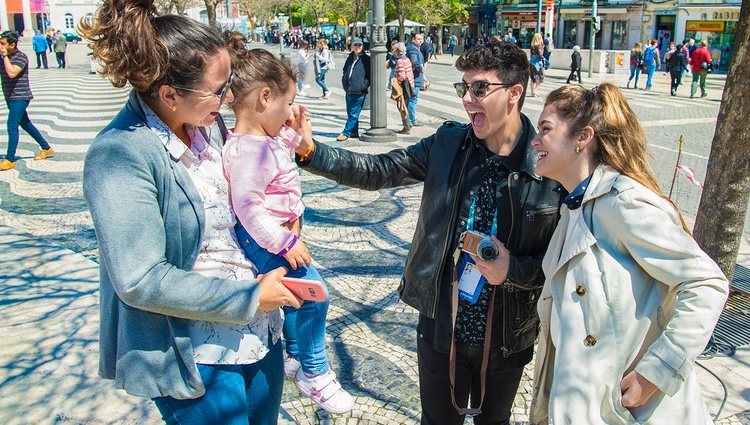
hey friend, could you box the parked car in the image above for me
[63,32,81,43]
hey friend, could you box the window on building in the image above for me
[583,21,602,49]
[563,20,578,49]
[85,13,94,25]
[64,13,74,29]
[611,21,628,50]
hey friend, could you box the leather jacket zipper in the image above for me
[501,172,517,356]
[504,172,537,292]
[432,144,473,318]
[506,173,517,254]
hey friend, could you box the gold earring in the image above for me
[171,106,177,112]
[575,145,582,153]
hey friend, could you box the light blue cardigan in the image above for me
[84,91,262,399]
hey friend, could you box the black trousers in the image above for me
[55,52,66,68]
[35,51,48,69]
[417,336,525,425]
[670,70,683,92]
[566,68,581,84]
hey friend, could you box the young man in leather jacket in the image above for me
[293,40,562,424]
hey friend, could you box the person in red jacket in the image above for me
[689,40,712,98]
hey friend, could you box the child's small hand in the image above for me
[286,105,301,132]
[287,104,310,132]
[283,239,312,270]
[299,111,313,147]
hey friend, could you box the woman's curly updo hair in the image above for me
[222,31,295,113]
[79,0,225,97]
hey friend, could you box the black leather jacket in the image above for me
[298,115,562,355]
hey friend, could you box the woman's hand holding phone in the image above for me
[257,266,302,311]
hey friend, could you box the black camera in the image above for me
[459,230,499,261]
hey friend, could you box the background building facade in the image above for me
[467,0,740,71]
[0,0,97,35]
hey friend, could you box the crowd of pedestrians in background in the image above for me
[30,29,67,69]
[626,36,712,98]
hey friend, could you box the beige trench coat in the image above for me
[530,165,728,425]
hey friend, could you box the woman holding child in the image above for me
[81,0,304,423]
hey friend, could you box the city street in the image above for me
[0,41,748,424]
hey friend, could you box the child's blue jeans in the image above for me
[235,224,330,376]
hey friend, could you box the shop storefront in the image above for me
[685,18,736,72]
[677,7,740,73]
[559,7,630,50]
[499,11,555,48]
[468,5,498,39]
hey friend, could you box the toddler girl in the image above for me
[222,40,354,415]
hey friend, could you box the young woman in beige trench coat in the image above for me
[528,83,729,425]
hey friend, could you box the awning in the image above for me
[562,8,628,15]
[385,19,426,28]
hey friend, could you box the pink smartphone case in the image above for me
[281,277,327,302]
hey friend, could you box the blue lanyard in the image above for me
[466,198,498,236]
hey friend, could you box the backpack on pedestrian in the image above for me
[644,46,655,64]
[545,37,554,52]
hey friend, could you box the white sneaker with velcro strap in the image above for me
[284,355,301,378]
[294,368,354,414]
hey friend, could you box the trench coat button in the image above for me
[584,335,597,347]
[469,191,474,196]
[512,173,519,181]
[576,285,586,296]
[460,220,466,226]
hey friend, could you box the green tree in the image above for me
[392,0,418,40]
[298,0,333,28]
[413,0,467,53]
[239,0,284,36]
[327,0,366,37]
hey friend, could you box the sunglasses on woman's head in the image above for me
[453,81,512,98]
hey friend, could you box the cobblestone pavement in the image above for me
[0,43,746,424]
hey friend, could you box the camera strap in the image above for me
[449,273,496,417]
[446,197,498,416]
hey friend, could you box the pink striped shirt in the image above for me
[222,125,304,254]
[395,57,415,88]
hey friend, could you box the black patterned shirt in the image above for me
[455,138,526,345]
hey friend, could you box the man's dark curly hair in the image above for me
[455,40,529,108]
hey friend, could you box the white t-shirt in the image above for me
[296,48,308,65]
